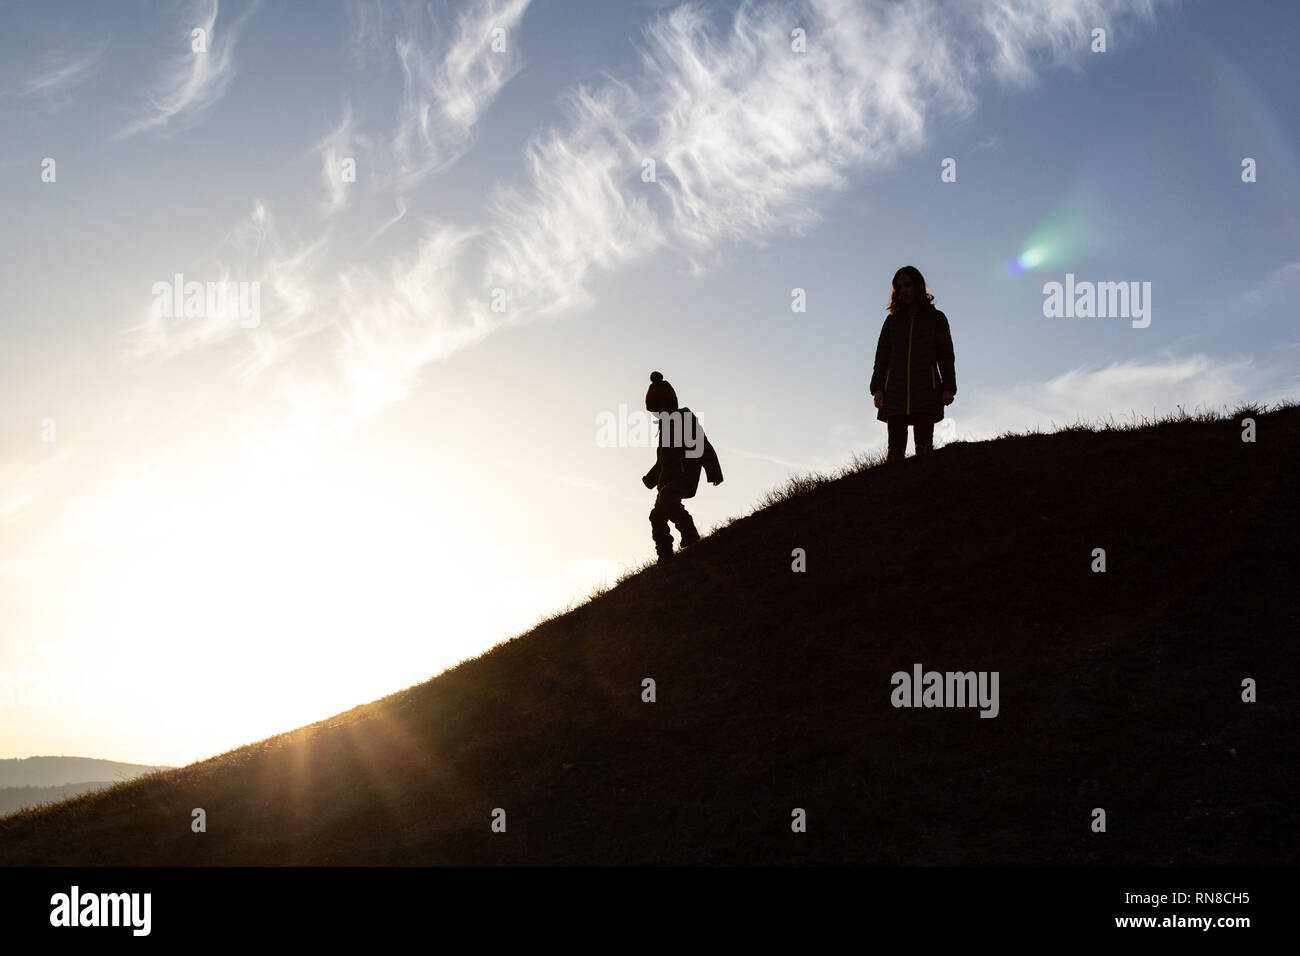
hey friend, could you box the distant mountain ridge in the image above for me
[0,783,130,819]
[0,756,169,789]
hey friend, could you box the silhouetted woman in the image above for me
[870,266,957,461]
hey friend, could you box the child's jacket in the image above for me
[643,408,723,497]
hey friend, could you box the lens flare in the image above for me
[1006,188,1102,276]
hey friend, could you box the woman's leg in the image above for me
[887,419,909,461]
[914,420,934,455]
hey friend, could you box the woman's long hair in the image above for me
[888,265,935,316]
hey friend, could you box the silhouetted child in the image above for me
[642,371,723,563]
[870,266,957,461]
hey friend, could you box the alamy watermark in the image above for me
[891,663,1000,718]
[596,405,704,458]
[151,273,261,328]
[0,665,76,708]
[50,886,151,936]
[1043,273,1151,328]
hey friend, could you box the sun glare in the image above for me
[51,438,514,761]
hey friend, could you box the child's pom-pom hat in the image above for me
[645,371,679,412]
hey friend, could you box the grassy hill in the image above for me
[1,402,1296,865]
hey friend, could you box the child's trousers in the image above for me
[887,419,934,462]
[650,479,699,558]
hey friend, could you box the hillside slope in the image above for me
[2,404,1296,865]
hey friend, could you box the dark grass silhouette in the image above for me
[1,401,1296,865]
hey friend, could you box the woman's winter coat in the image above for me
[869,306,957,424]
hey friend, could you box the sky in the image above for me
[0,0,1296,767]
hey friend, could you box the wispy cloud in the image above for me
[1240,260,1300,308]
[136,0,1175,432]
[378,0,532,191]
[134,1,533,424]
[317,1,532,214]
[485,86,665,315]
[316,107,355,216]
[309,0,1170,426]
[117,0,259,138]
[223,218,492,432]
[947,353,1293,443]
[496,458,646,505]
[720,445,825,473]
[975,0,1153,86]
[14,42,109,104]
[481,0,1172,317]
[344,0,397,73]
[326,223,491,426]
[362,197,409,248]
[125,201,329,369]
[426,0,531,130]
